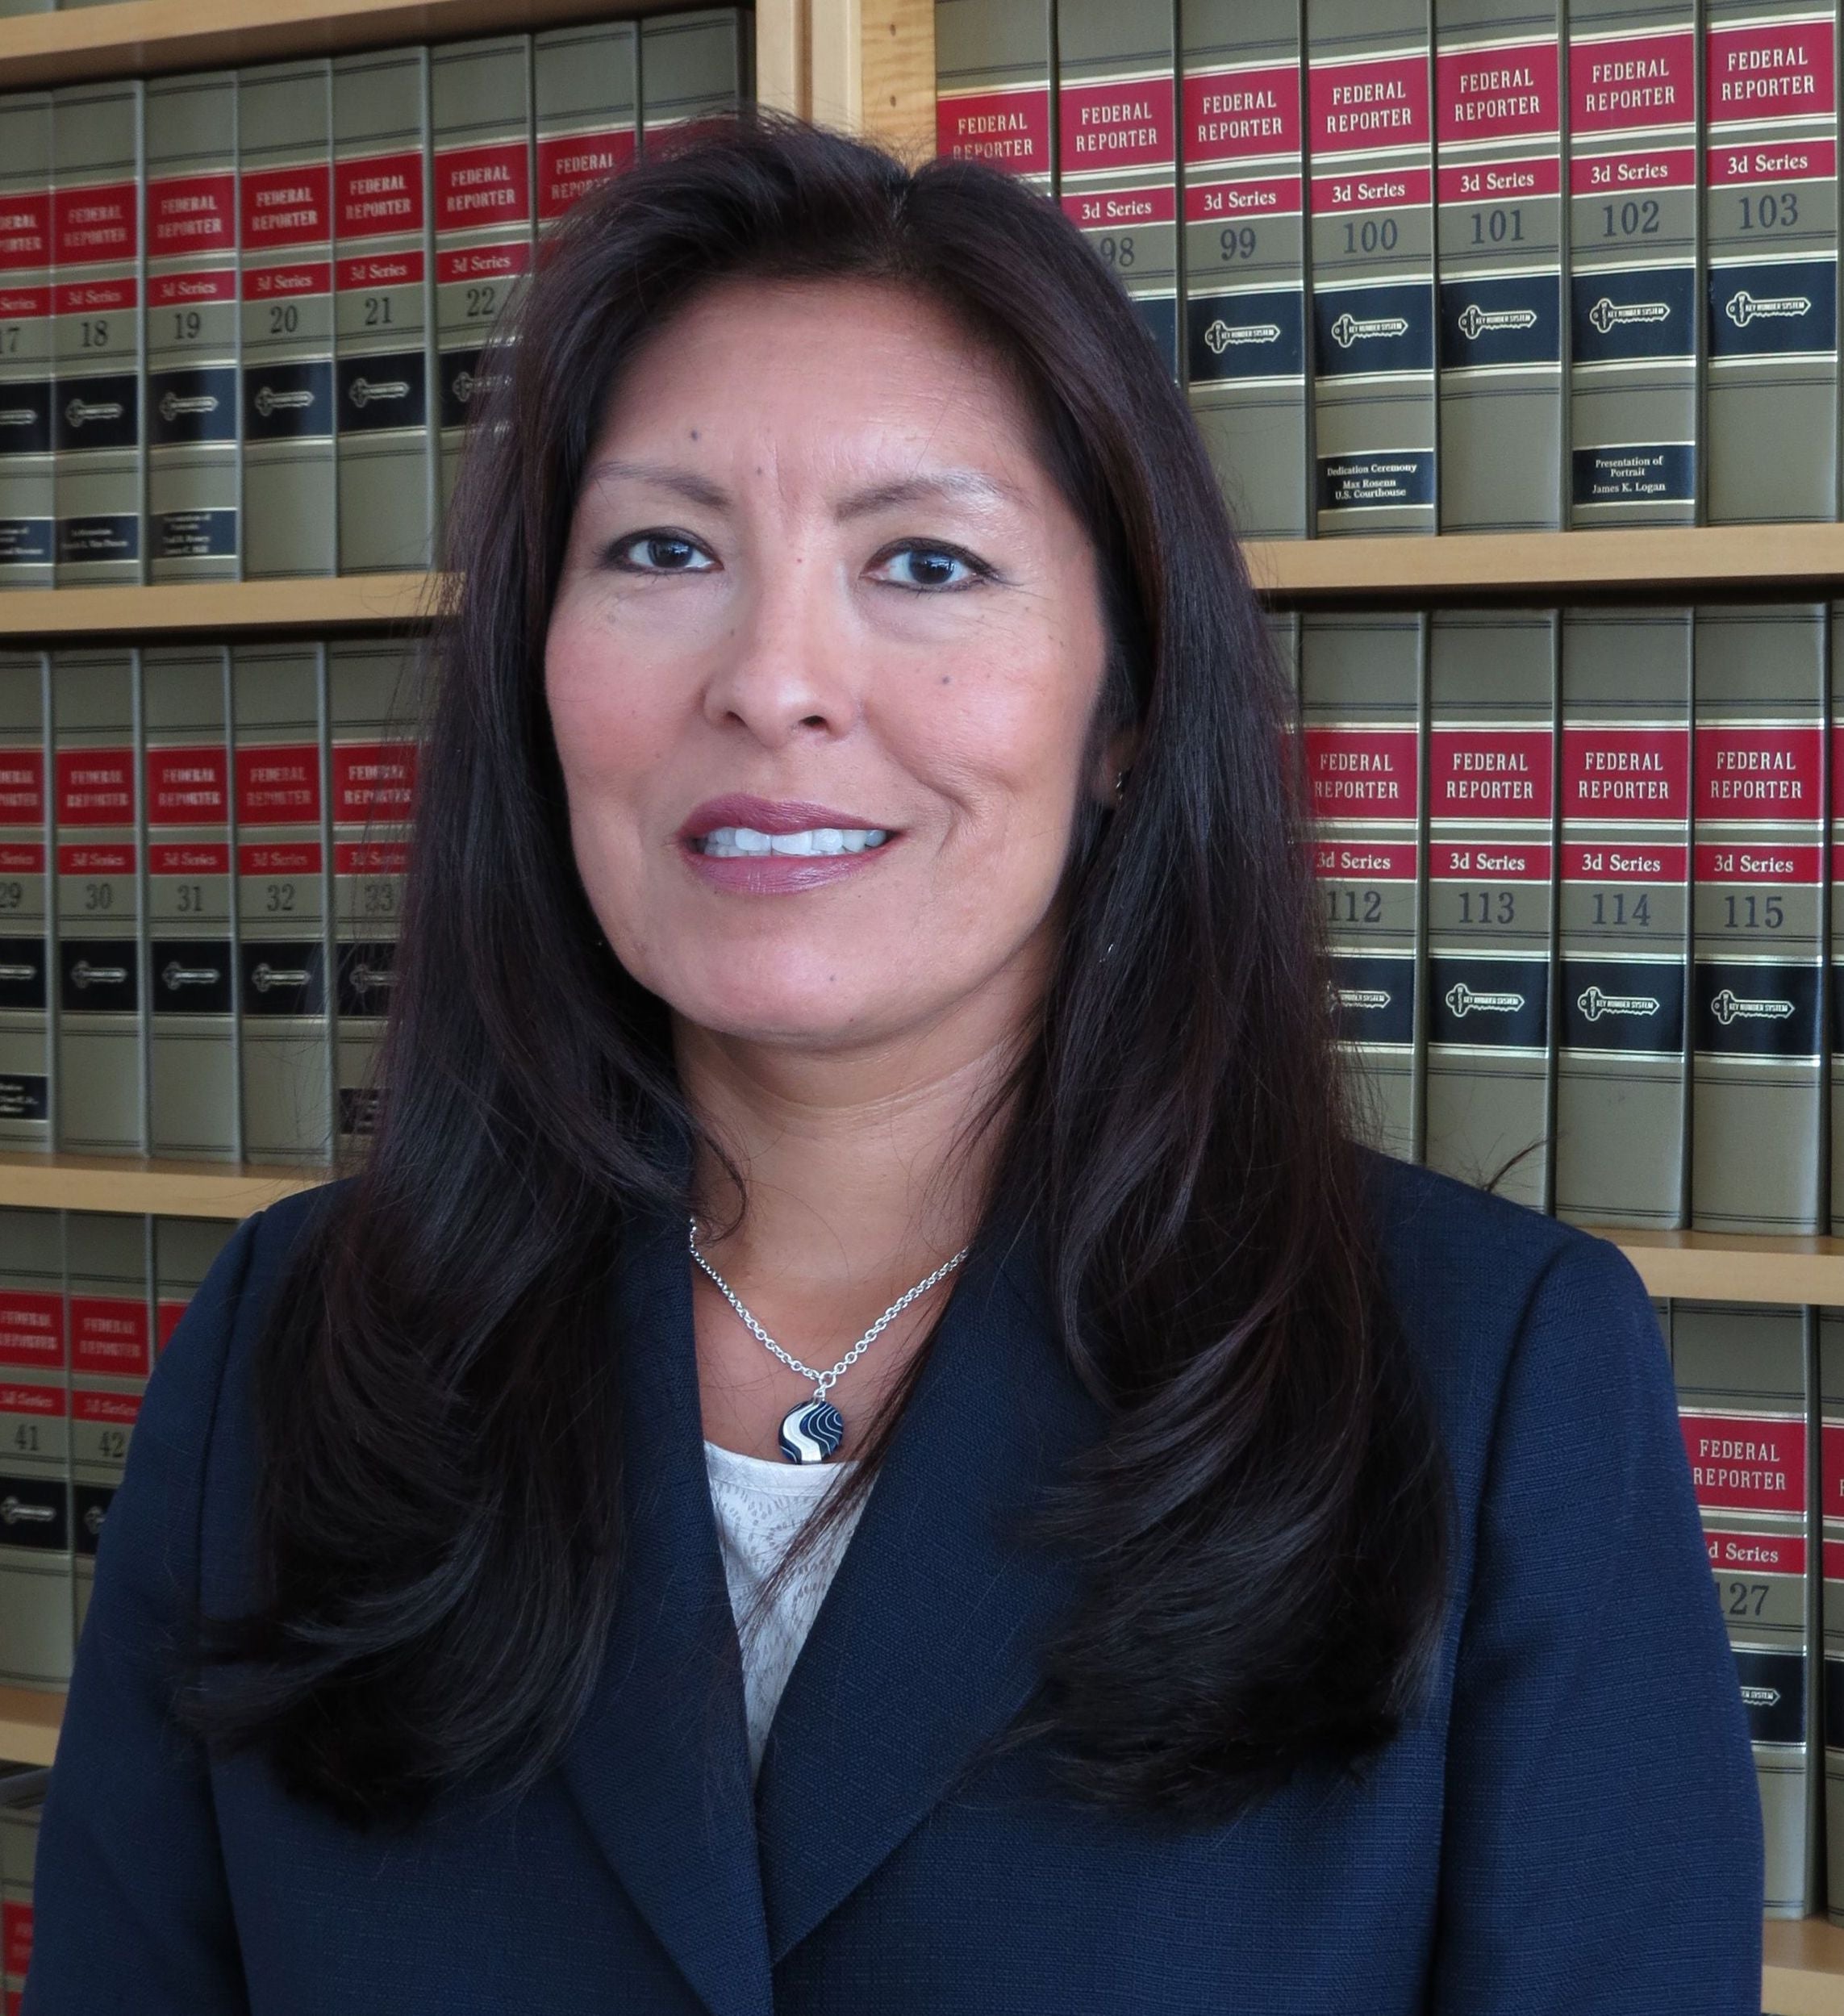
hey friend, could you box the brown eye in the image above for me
[870,542,988,591]
[607,532,715,573]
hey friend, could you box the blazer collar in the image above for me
[562,1188,1106,2015]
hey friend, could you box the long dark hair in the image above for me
[202,111,1453,1830]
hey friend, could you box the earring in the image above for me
[1113,768,1129,805]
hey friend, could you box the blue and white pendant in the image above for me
[779,1396,845,1463]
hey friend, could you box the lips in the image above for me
[678,794,888,841]
[675,793,901,895]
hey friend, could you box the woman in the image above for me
[26,116,1758,2012]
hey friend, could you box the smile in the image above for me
[695,825,891,858]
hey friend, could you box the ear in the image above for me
[1089,724,1142,805]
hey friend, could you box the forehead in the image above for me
[590,273,1048,486]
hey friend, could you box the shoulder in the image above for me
[1351,1146,1667,1496]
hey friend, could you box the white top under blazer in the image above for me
[702,1438,869,1783]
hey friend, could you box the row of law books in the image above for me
[0,6,750,587]
[1280,601,1844,1236]
[0,637,424,1167]
[0,1765,43,2016]
[0,1208,236,1694]
[937,0,1844,539]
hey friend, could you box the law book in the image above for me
[933,0,1057,194]
[0,95,54,589]
[1675,1297,1821,1917]
[141,645,235,1161]
[1704,1,1839,522]
[1305,0,1439,533]
[50,649,140,1157]
[50,79,144,586]
[155,1216,236,1363]
[1433,0,1565,530]
[639,7,750,154]
[1422,608,1557,1207]
[144,71,240,582]
[430,36,533,531]
[1821,1304,1844,1924]
[63,1209,147,1645]
[0,655,48,1158]
[232,641,331,1163]
[327,638,419,1154]
[0,1209,67,1692]
[532,22,638,240]
[1834,603,1844,1233]
[1056,0,1181,375]
[237,59,336,580]
[1690,604,1826,1233]
[1565,0,1700,524]
[0,1768,46,2016]
[1179,0,1308,536]
[1553,605,1693,1225]
[1300,610,1425,1161]
[333,46,436,574]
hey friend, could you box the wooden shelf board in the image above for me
[0,0,690,88]
[1766,1914,1844,2013]
[1245,524,1844,603]
[1594,1227,1844,1306]
[0,1688,60,1770]
[0,1154,329,1219]
[0,573,435,638]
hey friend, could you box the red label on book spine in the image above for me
[1309,55,1432,157]
[1569,30,1696,136]
[1429,841,1552,878]
[1059,75,1178,173]
[1304,727,1421,818]
[1310,165,1433,215]
[150,269,236,307]
[3,1897,31,1978]
[1312,838,1418,879]
[73,1389,140,1425]
[1061,183,1178,229]
[1692,840,1822,883]
[1683,1410,1807,1511]
[0,1291,63,1369]
[71,1298,153,1378]
[239,841,323,874]
[1569,143,1698,193]
[146,745,227,825]
[1561,841,1688,882]
[1707,137,1836,185]
[1562,725,1691,814]
[1429,728,1554,818]
[0,1384,61,1417]
[336,840,409,875]
[336,150,424,239]
[436,140,532,230]
[56,844,132,875]
[0,287,47,319]
[53,182,137,265]
[1185,173,1304,223]
[236,746,320,824]
[536,131,636,219]
[936,86,1053,177]
[332,741,416,820]
[1183,62,1300,165]
[52,278,136,315]
[1706,1527,1805,1575]
[0,194,50,273]
[241,164,332,249]
[148,171,236,256]
[242,261,332,301]
[55,748,132,825]
[336,251,424,291]
[150,842,230,875]
[1436,39,1560,144]
[0,750,43,827]
[1695,725,1822,818]
[436,242,530,285]
[1706,18,1836,126]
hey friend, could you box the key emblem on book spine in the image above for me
[1588,296,1670,333]
[1330,311,1411,349]
[69,960,128,990]
[1575,983,1662,1021]
[1457,303,1537,340]
[1725,289,1812,328]
[0,1497,53,1527]
[347,377,411,409]
[62,399,123,430]
[1444,980,1527,1017]
[1203,317,1282,354]
[1710,987,1795,1025]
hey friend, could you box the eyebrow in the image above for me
[578,457,1024,520]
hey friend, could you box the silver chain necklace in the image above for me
[687,1219,970,1463]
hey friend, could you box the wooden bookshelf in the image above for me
[0,574,434,637]
[1765,1917,1844,2014]
[0,1154,327,1219]
[0,1688,61,1770]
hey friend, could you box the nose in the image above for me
[699,541,860,748]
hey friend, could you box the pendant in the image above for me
[779,1396,845,1463]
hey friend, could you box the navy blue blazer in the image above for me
[24,1148,1762,2014]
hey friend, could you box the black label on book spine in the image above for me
[1571,444,1695,509]
[152,509,237,561]
[0,937,47,1012]
[1692,960,1822,1056]
[58,939,138,1014]
[1327,951,1416,1046]
[72,1482,112,1558]
[147,365,239,447]
[1186,290,1306,382]
[1427,955,1550,1049]
[437,345,482,430]
[1312,281,1437,379]
[52,373,139,453]
[1826,1653,1844,1746]
[240,940,327,1017]
[336,938,395,1018]
[1559,956,1686,1054]
[56,515,140,565]
[1438,273,1563,370]
[0,382,51,457]
[244,361,335,442]
[1733,1645,1807,1746]
[151,937,234,1016]
[0,1472,69,1551]
[0,1076,47,1122]
[1708,260,1839,361]
[1570,266,1697,363]
[335,351,428,435]
[1317,452,1437,513]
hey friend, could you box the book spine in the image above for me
[1565,0,1700,524]
[333,47,436,574]
[0,1208,68,1692]
[1306,0,1438,532]
[1676,1296,1821,1916]
[0,1788,39,2016]
[532,22,639,240]
[0,656,49,1155]
[327,641,419,1154]
[639,7,749,154]
[1423,609,1558,1206]
[1433,0,1566,529]
[1691,603,1827,1231]
[934,0,1057,195]
[1179,0,1308,534]
[1831,599,1844,1233]
[1554,606,1693,1224]
[141,645,235,1159]
[153,1214,236,1360]
[50,649,141,1156]
[1821,1304,1844,1925]
[231,641,331,1162]
[0,97,54,590]
[430,36,533,533]
[237,61,336,581]
[63,1209,148,1647]
[1055,0,1181,375]
[144,71,240,582]
[1704,2,1839,522]
[1300,610,1426,1159]
[50,80,144,587]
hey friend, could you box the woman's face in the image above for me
[544,273,1124,1057]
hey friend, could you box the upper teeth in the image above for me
[699,825,890,858]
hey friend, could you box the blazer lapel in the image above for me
[561,1197,774,2016]
[753,1208,1107,1967]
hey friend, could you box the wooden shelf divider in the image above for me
[0,1689,61,1771]
[1763,1916,1844,2014]
[0,1155,327,1220]
[0,572,435,638]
